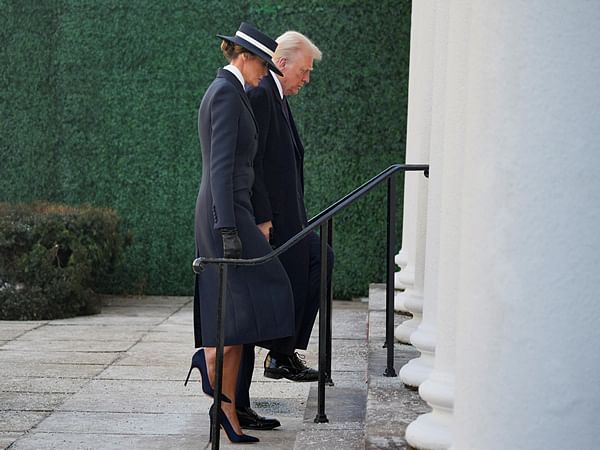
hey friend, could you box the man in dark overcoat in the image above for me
[233,31,334,431]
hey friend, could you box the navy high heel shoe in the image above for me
[209,405,259,444]
[184,348,231,403]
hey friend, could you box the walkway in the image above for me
[0,287,427,449]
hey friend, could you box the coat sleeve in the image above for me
[209,85,240,229]
[247,86,274,224]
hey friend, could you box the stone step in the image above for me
[364,284,430,449]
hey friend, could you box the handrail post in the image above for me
[325,219,334,386]
[384,176,398,377]
[314,221,330,423]
[211,263,228,448]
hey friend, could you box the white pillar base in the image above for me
[395,248,408,270]
[396,264,416,288]
[406,408,452,450]
[400,351,433,388]
[395,315,420,343]
[394,286,408,312]
[400,323,436,387]
[394,289,423,343]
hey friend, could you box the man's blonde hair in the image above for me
[273,31,322,63]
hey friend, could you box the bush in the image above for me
[0,202,131,320]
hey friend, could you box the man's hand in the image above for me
[257,221,273,242]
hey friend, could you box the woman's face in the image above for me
[243,55,269,87]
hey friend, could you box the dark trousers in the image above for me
[236,231,334,408]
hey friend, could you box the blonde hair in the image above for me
[273,31,322,63]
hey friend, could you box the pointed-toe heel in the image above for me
[209,406,259,444]
[184,348,231,403]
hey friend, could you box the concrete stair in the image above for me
[296,284,430,449]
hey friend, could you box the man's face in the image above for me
[279,51,314,96]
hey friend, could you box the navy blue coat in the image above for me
[247,74,312,353]
[193,69,294,348]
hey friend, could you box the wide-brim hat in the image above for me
[217,22,283,77]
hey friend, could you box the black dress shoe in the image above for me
[264,351,318,382]
[236,406,281,430]
[289,352,318,381]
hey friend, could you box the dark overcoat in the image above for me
[193,69,294,348]
[247,74,312,353]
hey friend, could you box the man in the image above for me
[234,31,334,431]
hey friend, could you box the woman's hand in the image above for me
[220,228,242,259]
[257,221,273,242]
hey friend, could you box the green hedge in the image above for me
[0,202,131,319]
[0,0,412,298]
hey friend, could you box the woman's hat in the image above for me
[217,22,283,76]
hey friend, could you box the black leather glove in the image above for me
[220,227,242,259]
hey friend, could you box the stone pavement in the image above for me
[0,288,427,449]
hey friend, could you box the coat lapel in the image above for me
[217,69,258,130]
[265,74,304,159]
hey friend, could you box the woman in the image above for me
[187,23,294,443]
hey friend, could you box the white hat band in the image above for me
[235,30,274,57]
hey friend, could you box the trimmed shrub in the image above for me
[0,202,131,320]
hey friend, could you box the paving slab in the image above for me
[34,411,206,435]
[100,295,190,308]
[295,429,365,450]
[0,377,88,393]
[96,365,187,381]
[0,392,70,411]
[47,314,166,327]
[16,326,148,342]
[249,397,308,419]
[113,353,189,367]
[0,432,21,449]
[57,392,208,414]
[125,341,194,357]
[140,330,194,343]
[0,322,47,340]
[0,350,119,365]
[7,432,204,450]
[2,339,134,353]
[69,379,197,398]
[0,410,48,432]
[330,309,368,340]
[245,380,310,400]
[329,340,369,371]
[0,363,107,379]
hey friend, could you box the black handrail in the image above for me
[193,163,428,448]
[193,164,427,270]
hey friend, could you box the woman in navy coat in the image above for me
[189,23,294,443]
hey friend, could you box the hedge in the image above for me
[0,0,412,298]
[0,202,131,319]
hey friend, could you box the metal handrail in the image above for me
[193,163,429,448]
[193,164,427,270]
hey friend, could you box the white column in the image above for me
[394,175,416,313]
[394,0,432,344]
[406,0,471,447]
[452,1,600,449]
[400,0,448,388]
